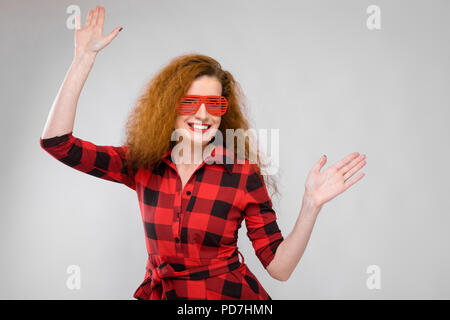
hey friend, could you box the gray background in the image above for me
[1,0,449,299]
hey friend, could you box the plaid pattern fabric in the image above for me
[40,131,284,300]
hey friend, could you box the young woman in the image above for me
[40,6,366,300]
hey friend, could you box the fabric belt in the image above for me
[133,250,245,300]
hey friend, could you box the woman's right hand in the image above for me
[74,6,122,58]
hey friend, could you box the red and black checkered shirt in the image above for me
[40,132,284,300]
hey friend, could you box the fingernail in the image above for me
[119,27,123,32]
[323,154,326,158]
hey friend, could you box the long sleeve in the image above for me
[39,131,136,190]
[242,163,284,269]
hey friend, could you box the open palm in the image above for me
[305,152,366,208]
[74,6,121,57]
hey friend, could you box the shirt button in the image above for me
[186,190,191,196]
[177,212,180,218]
[175,237,180,243]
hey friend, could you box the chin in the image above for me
[174,124,218,147]
[187,135,213,147]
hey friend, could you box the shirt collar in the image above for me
[161,143,234,175]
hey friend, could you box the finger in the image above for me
[92,6,99,26]
[98,6,105,32]
[343,172,365,190]
[333,152,359,170]
[343,159,366,180]
[85,9,93,27]
[340,154,366,176]
[103,26,122,45]
[314,155,327,173]
[75,15,81,30]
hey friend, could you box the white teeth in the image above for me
[191,123,209,130]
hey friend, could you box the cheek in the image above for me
[174,116,186,129]
[213,117,221,128]
[208,119,221,137]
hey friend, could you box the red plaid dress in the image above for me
[40,132,284,300]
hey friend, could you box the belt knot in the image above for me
[133,250,244,300]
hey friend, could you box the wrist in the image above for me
[73,51,97,64]
[302,191,322,211]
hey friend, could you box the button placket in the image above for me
[173,159,207,253]
[178,185,190,240]
[172,178,182,249]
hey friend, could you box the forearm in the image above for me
[41,52,96,139]
[266,193,322,281]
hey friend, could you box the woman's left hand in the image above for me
[304,152,366,208]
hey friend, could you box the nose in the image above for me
[195,103,209,120]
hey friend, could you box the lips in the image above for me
[187,122,212,133]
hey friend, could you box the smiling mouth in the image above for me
[188,122,212,133]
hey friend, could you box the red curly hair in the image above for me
[123,53,279,199]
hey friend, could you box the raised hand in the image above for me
[74,6,122,57]
[304,152,366,208]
